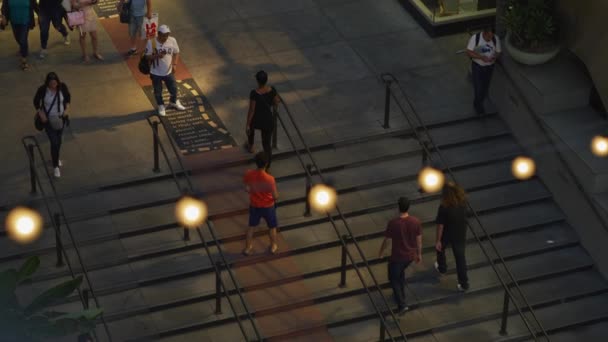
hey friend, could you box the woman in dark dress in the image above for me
[434,181,469,291]
[246,70,280,170]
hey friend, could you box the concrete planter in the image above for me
[505,33,560,65]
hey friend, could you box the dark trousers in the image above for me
[151,73,178,105]
[388,260,412,309]
[436,237,469,288]
[472,62,494,115]
[46,127,63,168]
[39,7,68,49]
[11,23,29,58]
[247,127,273,168]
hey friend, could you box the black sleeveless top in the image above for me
[249,86,277,129]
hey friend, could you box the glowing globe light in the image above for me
[418,167,445,193]
[176,196,207,228]
[5,207,43,244]
[309,184,337,212]
[591,136,608,157]
[511,156,536,180]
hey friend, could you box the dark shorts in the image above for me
[248,206,278,228]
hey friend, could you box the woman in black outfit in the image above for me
[435,181,469,291]
[246,70,279,169]
[34,72,71,178]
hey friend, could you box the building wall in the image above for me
[557,0,608,109]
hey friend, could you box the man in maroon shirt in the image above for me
[378,197,422,314]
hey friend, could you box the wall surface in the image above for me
[557,0,608,109]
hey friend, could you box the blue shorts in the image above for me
[129,15,144,38]
[248,206,278,228]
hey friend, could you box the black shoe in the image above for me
[397,306,409,315]
[127,48,138,56]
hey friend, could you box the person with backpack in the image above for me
[117,0,152,56]
[466,27,501,116]
[34,72,71,178]
[246,70,279,170]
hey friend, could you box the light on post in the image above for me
[175,196,207,228]
[309,184,337,212]
[511,156,536,180]
[418,167,445,193]
[591,136,608,157]
[5,207,43,244]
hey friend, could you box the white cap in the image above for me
[158,25,171,34]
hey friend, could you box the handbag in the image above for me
[67,10,85,27]
[61,0,72,12]
[34,114,45,131]
[138,52,150,75]
[34,90,60,131]
[119,1,131,24]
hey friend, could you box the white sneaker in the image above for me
[39,49,48,59]
[63,36,70,45]
[58,160,63,167]
[53,167,61,178]
[157,104,166,116]
[457,284,469,292]
[169,100,186,111]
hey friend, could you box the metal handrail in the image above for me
[274,94,408,341]
[145,115,262,342]
[380,72,550,340]
[21,136,112,342]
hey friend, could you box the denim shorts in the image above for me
[248,206,278,228]
[129,15,144,38]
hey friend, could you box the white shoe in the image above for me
[58,160,63,167]
[63,36,70,45]
[457,284,469,292]
[169,100,186,111]
[39,49,48,59]
[53,167,61,178]
[157,104,166,116]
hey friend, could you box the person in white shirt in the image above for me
[145,24,185,116]
[466,27,501,115]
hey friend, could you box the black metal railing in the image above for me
[146,115,262,341]
[380,72,550,341]
[273,93,408,341]
[21,136,113,342]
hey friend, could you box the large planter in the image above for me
[505,33,560,65]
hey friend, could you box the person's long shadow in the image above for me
[65,110,152,135]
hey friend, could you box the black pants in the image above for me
[472,62,494,115]
[46,126,63,168]
[248,127,273,168]
[436,237,468,288]
[11,23,29,58]
[39,7,69,49]
[388,260,412,309]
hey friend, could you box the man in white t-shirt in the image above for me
[145,24,185,116]
[466,27,501,115]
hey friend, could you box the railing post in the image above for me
[383,80,392,129]
[53,213,64,267]
[303,164,313,217]
[421,140,429,167]
[379,319,386,341]
[183,227,190,241]
[272,109,278,149]
[499,288,510,336]
[338,235,350,288]
[83,289,90,309]
[215,261,223,314]
[152,121,160,173]
[27,144,37,194]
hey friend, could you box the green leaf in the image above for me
[51,308,104,322]
[17,256,40,284]
[24,276,83,316]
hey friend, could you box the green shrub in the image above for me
[503,0,558,51]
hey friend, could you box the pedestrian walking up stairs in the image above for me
[3,74,608,342]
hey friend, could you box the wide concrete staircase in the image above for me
[2,75,608,342]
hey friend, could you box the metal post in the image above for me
[304,164,313,217]
[83,289,90,309]
[383,81,392,129]
[379,319,386,341]
[53,213,64,267]
[499,289,510,336]
[215,261,223,314]
[152,121,160,173]
[338,235,349,288]
[27,144,37,194]
[183,227,190,241]
[272,109,278,149]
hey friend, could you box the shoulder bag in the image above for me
[35,91,60,131]
[119,0,131,24]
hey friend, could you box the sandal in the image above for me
[93,53,104,61]
[269,244,278,255]
[82,55,90,63]
[242,247,253,256]
[20,61,29,71]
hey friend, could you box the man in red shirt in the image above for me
[243,152,279,256]
[378,197,422,315]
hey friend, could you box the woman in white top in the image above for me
[71,0,103,62]
[34,72,71,178]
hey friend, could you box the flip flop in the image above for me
[269,244,278,255]
[20,61,29,71]
[93,53,104,61]
[242,247,253,256]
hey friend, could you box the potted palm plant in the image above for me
[502,0,560,65]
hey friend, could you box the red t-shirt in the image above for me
[243,169,276,208]
[385,216,422,262]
